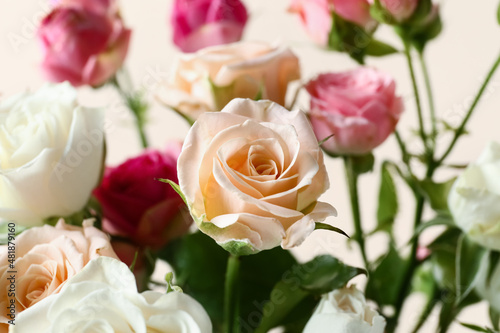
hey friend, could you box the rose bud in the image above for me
[37,3,131,87]
[379,0,419,23]
[93,145,192,250]
[305,68,403,156]
[171,0,248,53]
[289,0,375,46]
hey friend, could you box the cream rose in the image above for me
[177,98,336,254]
[158,41,300,120]
[448,141,500,251]
[0,83,104,226]
[12,257,212,333]
[303,286,386,333]
[0,219,117,332]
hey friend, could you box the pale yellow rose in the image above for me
[177,98,336,255]
[0,219,117,332]
[158,41,300,120]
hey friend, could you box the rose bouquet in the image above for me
[1,0,500,333]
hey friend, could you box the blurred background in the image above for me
[2,0,499,331]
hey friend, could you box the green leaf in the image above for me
[255,255,365,332]
[365,39,399,56]
[490,306,500,330]
[375,162,399,234]
[158,232,298,332]
[429,228,462,290]
[350,153,375,175]
[460,323,499,333]
[366,244,408,306]
[418,178,456,211]
[455,234,488,305]
[315,222,350,238]
[156,178,188,207]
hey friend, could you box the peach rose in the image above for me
[177,98,336,255]
[0,220,117,332]
[158,41,300,121]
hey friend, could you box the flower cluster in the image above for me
[1,0,499,332]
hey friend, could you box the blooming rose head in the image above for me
[158,41,300,121]
[37,1,131,87]
[177,98,336,255]
[171,0,248,53]
[12,257,212,333]
[93,144,191,250]
[303,286,386,333]
[0,220,117,332]
[305,68,403,155]
[289,0,375,46]
[0,83,104,226]
[379,0,419,22]
[448,141,500,251]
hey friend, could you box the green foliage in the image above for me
[418,178,456,212]
[315,222,349,238]
[255,255,366,332]
[158,232,298,332]
[375,162,399,234]
[366,244,408,306]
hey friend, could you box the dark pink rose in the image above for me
[171,0,248,53]
[93,145,192,249]
[38,4,130,87]
[306,68,403,155]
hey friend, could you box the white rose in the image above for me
[448,141,500,251]
[0,83,104,226]
[11,256,212,333]
[177,98,336,255]
[303,286,386,333]
[157,41,300,120]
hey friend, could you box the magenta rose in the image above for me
[306,68,403,155]
[93,145,191,249]
[289,0,375,46]
[37,2,131,87]
[171,0,248,53]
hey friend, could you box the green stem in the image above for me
[403,40,430,158]
[343,156,369,270]
[418,51,437,152]
[111,76,149,148]
[436,50,500,167]
[224,255,240,333]
[387,195,425,333]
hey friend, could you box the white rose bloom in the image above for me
[11,256,212,333]
[303,286,386,333]
[448,141,500,251]
[0,83,104,226]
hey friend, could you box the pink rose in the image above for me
[171,0,248,53]
[380,0,419,22]
[289,0,375,45]
[37,3,131,87]
[49,0,117,15]
[305,68,403,155]
[93,145,192,249]
[0,220,117,332]
[177,98,336,254]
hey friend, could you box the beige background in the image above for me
[2,0,500,331]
